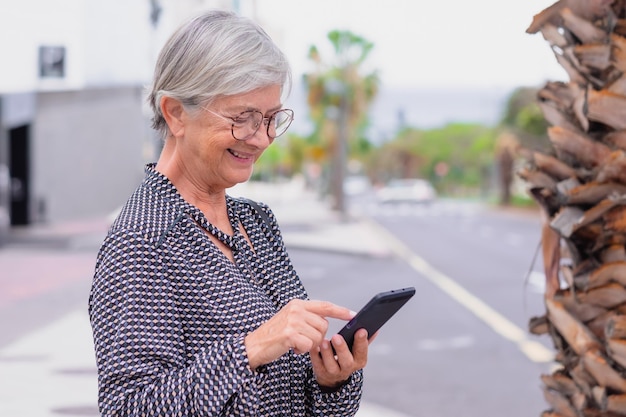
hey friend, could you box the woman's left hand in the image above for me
[309,328,372,390]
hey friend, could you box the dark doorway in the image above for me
[9,125,30,225]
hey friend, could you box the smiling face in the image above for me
[171,84,283,194]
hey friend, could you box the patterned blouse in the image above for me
[88,164,363,416]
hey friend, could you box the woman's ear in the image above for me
[160,96,186,138]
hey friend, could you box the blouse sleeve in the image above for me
[306,368,364,416]
[88,229,260,416]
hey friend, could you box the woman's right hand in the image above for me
[244,299,355,370]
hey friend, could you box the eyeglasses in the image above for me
[201,107,294,141]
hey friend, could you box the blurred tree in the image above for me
[252,141,287,181]
[367,123,497,197]
[253,133,310,181]
[493,130,519,205]
[501,87,549,147]
[303,30,379,214]
[496,86,550,205]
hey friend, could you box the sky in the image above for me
[250,0,567,90]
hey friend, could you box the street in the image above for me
[292,197,553,416]
[0,191,555,416]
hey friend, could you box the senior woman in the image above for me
[88,9,371,417]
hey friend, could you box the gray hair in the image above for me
[147,10,292,136]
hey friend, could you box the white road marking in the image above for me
[356,402,414,417]
[415,335,474,351]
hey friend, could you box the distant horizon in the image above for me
[284,83,531,143]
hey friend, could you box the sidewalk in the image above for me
[0,180,404,417]
[229,179,393,258]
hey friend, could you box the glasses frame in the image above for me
[201,107,294,141]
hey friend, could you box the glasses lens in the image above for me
[232,111,263,140]
[269,110,294,138]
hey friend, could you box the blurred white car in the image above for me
[376,178,436,204]
[343,175,372,196]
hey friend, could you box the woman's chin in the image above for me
[229,171,253,187]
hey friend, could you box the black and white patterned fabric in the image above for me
[88,164,363,416]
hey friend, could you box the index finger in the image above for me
[306,300,355,321]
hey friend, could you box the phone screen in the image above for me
[337,287,415,352]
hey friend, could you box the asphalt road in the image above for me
[293,198,554,417]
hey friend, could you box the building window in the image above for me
[39,46,66,78]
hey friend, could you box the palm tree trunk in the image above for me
[523,1,626,415]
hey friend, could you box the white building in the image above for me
[0,0,245,243]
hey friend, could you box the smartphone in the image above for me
[337,287,416,352]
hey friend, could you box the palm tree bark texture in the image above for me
[521,1,626,416]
